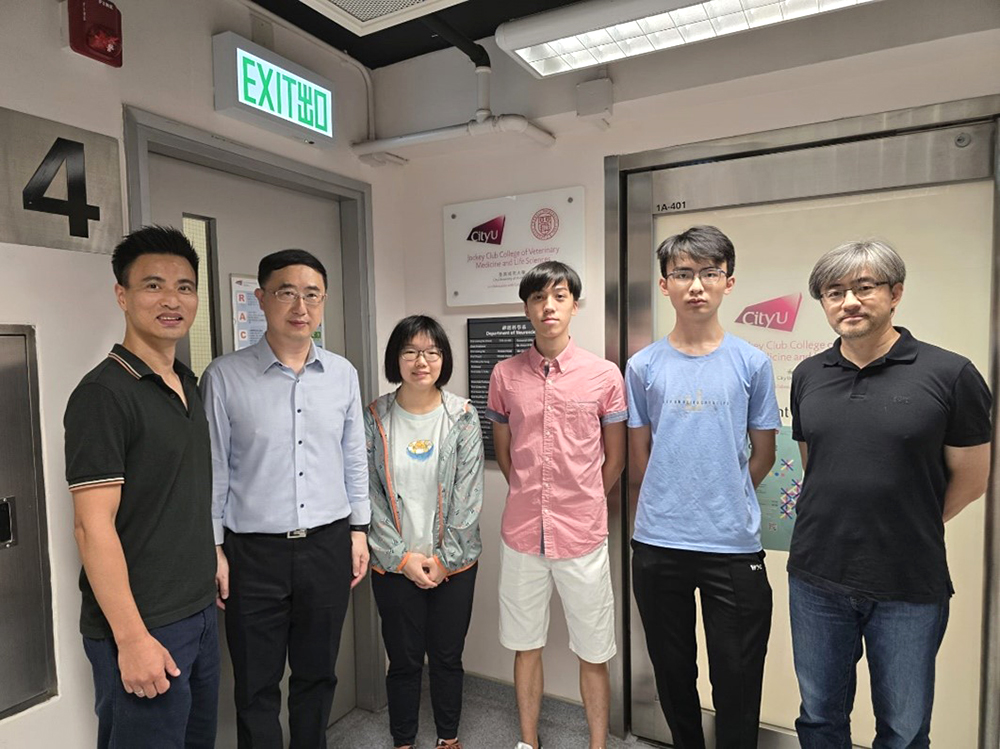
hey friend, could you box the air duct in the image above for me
[352,16,555,166]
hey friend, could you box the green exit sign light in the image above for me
[213,32,336,146]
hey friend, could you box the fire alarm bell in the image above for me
[67,0,123,68]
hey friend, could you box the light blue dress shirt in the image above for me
[202,337,369,544]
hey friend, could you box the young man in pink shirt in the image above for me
[487,261,627,749]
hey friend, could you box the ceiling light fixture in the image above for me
[496,0,884,78]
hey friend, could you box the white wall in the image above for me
[375,24,1000,703]
[0,0,403,746]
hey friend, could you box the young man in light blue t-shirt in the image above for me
[626,225,780,749]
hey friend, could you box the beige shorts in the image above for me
[498,538,617,664]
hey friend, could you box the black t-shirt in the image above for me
[64,345,216,638]
[788,328,991,603]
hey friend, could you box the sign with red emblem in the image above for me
[444,186,584,307]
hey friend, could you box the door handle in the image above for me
[0,496,15,548]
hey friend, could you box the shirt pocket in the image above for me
[567,399,601,440]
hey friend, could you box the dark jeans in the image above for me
[371,563,478,747]
[789,575,950,749]
[83,603,220,749]
[223,518,352,749]
[631,541,772,749]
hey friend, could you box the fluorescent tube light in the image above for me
[495,0,884,78]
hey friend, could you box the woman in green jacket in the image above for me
[365,315,484,749]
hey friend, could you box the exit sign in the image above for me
[213,32,335,146]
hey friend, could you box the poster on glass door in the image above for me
[231,274,324,351]
[444,186,585,307]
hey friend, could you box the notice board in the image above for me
[467,317,535,461]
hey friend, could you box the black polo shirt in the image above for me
[788,328,991,603]
[64,344,216,638]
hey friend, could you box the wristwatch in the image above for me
[350,524,369,534]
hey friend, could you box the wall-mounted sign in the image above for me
[445,186,585,307]
[0,106,122,254]
[213,31,335,146]
[467,316,535,461]
[231,274,324,351]
[231,275,267,350]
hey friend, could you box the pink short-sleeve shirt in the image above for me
[487,339,628,560]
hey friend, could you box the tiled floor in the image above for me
[327,674,663,748]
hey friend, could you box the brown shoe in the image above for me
[436,741,462,749]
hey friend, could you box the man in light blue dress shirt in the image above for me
[202,249,369,749]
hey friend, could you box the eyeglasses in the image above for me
[666,268,728,286]
[820,281,890,304]
[269,289,327,306]
[400,348,443,362]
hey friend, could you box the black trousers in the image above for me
[631,541,772,749]
[223,518,352,749]
[371,563,478,747]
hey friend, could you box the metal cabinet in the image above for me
[0,325,56,718]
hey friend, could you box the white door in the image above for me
[147,153,355,746]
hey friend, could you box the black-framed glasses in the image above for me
[820,281,889,304]
[400,348,442,362]
[269,289,327,306]
[665,267,728,286]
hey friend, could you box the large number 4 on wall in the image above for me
[22,137,101,238]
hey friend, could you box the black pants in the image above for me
[631,541,772,749]
[223,518,352,749]
[371,563,478,747]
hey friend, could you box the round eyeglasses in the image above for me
[400,348,442,362]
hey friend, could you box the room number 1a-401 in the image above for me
[657,201,686,212]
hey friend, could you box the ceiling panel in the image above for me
[251,0,583,68]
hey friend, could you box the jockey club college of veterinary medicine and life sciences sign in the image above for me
[444,186,585,307]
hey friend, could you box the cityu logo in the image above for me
[735,293,802,332]
[467,215,505,245]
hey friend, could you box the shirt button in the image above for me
[299,503,305,508]
[298,471,304,476]
[297,408,302,413]
[298,440,303,445]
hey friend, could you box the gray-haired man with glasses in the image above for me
[788,239,992,748]
[202,249,369,748]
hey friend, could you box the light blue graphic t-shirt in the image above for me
[625,333,781,553]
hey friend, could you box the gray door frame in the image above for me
[604,94,1000,746]
[122,105,386,712]
[0,324,56,720]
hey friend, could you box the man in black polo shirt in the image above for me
[64,226,218,748]
[788,239,991,748]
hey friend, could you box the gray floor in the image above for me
[327,674,662,748]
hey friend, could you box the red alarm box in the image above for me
[67,0,123,68]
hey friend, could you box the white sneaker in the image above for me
[515,742,541,749]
